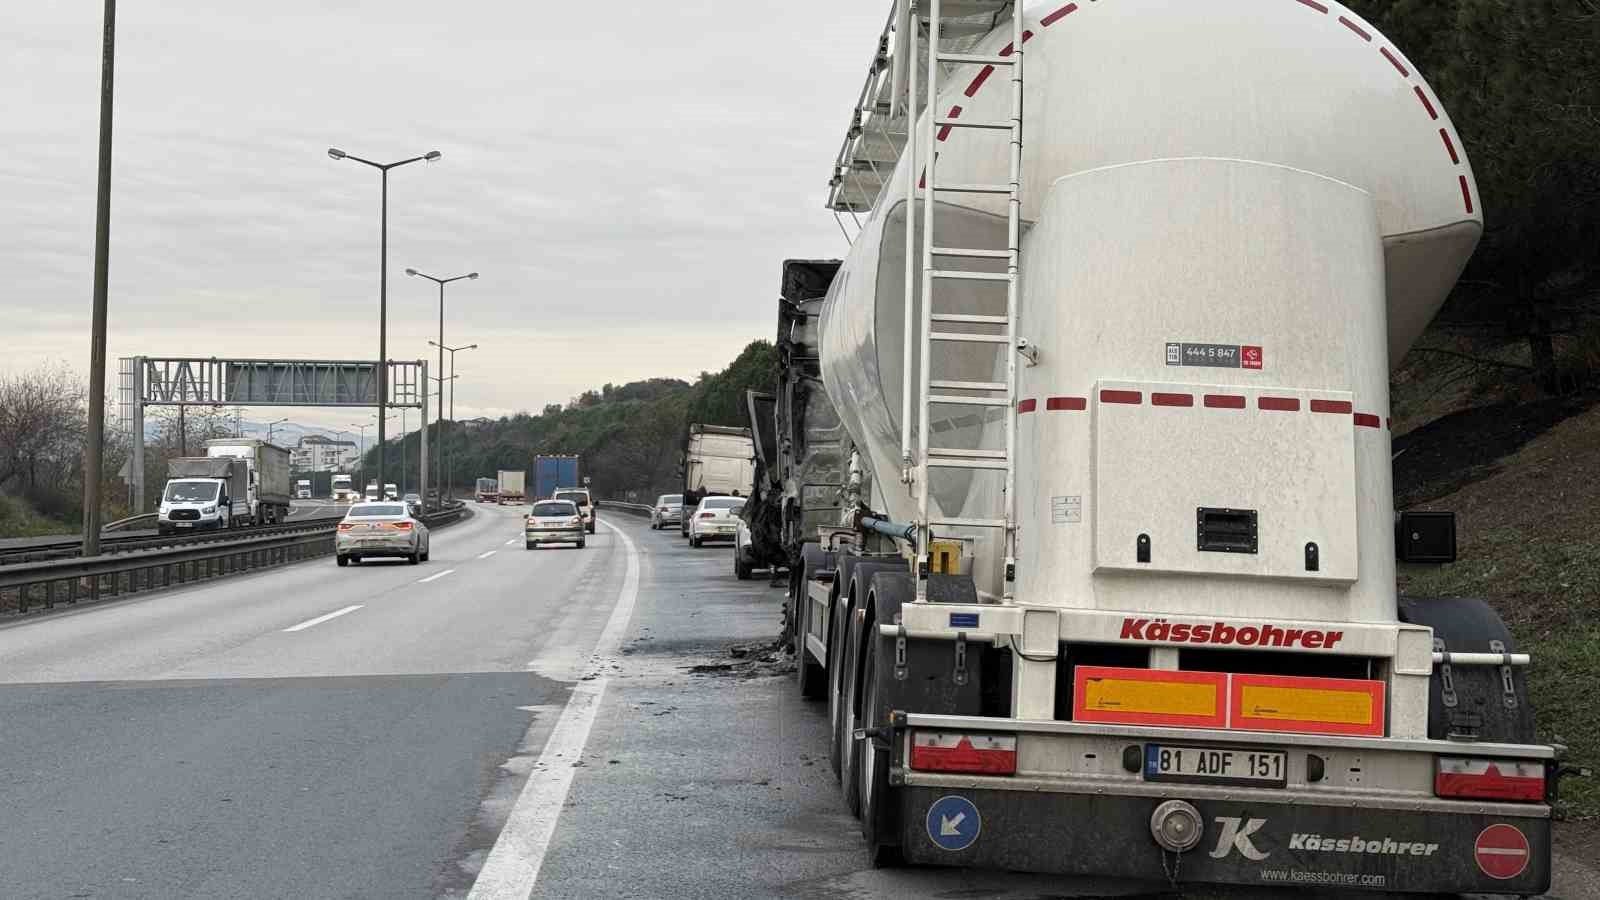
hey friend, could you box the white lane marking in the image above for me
[282,604,363,633]
[470,520,639,900]
[418,568,455,584]
[504,538,518,546]
[478,550,497,559]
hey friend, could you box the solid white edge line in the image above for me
[468,519,639,900]
[478,550,497,559]
[418,568,456,584]
[282,604,364,633]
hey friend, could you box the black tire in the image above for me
[588,521,596,534]
[525,542,535,550]
[407,550,420,565]
[858,631,902,865]
[837,604,864,817]
[336,555,349,567]
[690,536,702,548]
[350,556,361,565]
[421,549,429,562]
[735,553,752,580]
[577,539,586,549]
[827,591,848,781]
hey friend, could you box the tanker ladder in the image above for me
[906,0,1025,603]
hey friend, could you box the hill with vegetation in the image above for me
[369,340,778,501]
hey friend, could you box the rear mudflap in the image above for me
[896,785,1550,894]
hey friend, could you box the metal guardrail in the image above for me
[599,500,655,518]
[104,513,157,532]
[0,501,468,616]
[0,515,347,566]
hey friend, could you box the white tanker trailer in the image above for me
[760,0,1562,892]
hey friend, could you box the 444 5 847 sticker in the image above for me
[1165,342,1263,370]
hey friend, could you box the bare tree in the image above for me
[0,364,87,498]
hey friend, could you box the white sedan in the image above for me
[688,496,744,548]
[335,502,430,566]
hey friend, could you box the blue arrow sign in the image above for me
[925,794,981,851]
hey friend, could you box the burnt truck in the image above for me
[759,0,1565,894]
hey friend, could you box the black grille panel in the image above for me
[1197,507,1257,553]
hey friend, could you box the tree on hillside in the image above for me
[1348,0,1600,389]
[684,341,778,428]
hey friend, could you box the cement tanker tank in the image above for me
[818,0,1481,600]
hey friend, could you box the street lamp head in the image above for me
[424,150,442,162]
[467,272,479,280]
[467,344,479,350]
[405,268,419,277]
[327,148,347,160]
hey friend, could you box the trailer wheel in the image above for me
[336,554,349,567]
[858,632,902,865]
[827,599,847,782]
[838,605,866,818]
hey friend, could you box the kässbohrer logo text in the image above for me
[1120,618,1344,650]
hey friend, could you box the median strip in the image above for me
[282,604,363,633]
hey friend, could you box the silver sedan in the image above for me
[335,502,431,566]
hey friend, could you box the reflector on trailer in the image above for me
[1229,673,1385,737]
[1436,758,1545,802]
[910,731,1018,774]
[1072,667,1226,728]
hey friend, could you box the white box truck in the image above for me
[204,438,292,527]
[157,457,249,534]
[679,424,755,536]
[497,469,526,505]
[777,2,1557,894]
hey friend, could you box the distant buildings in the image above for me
[290,434,358,473]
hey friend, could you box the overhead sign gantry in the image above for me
[117,357,429,512]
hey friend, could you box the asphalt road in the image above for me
[1,506,1594,899]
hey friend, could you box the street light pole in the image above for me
[428,341,477,500]
[327,147,440,496]
[82,0,116,557]
[407,269,477,504]
[265,417,289,445]
[350,422,369,491]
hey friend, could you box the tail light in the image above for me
[1436,758,1545,802]
[659,507,668,513]
[910,731,1017,774]
[699,512,715,519]
[337,523,354,532]
[390,521,413,530]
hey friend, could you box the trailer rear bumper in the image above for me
[889,717,1552,894]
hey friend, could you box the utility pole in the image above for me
[82,0,116,557]
[327,147,440,493]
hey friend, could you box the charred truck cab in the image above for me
[760,0,1561,894]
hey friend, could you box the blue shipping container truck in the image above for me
[534,455,581,500]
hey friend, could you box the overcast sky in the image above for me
[2,0,883,432]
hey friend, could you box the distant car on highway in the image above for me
[335,502,430,566]
[650,494,683,531]
[552,488,596,534]
[525,499,585,549]
[688,496,743,548]
[402,492,422,517]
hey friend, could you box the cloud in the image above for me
[1,0,884,430]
